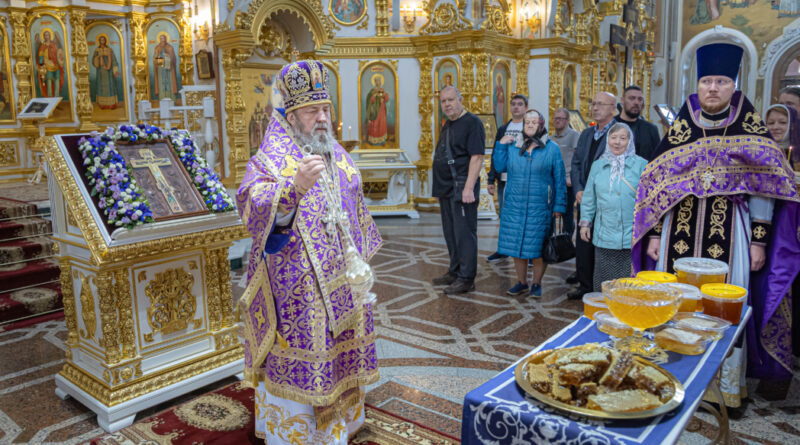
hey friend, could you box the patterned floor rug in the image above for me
[88,382,459,445]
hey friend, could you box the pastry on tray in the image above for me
[524,343,674,412]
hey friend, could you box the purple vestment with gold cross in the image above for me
[236,111,382,407]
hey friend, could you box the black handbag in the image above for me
[542,215,575,264]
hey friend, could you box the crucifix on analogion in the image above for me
[130,148,184,213]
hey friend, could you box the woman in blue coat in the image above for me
[493,110,567,297]
[578,123,648,291]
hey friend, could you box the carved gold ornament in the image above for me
[743,112,768,135]
[0,142,19,166]
[481,5,512,35]
[145,268,197,337]
[79,273,97,341]
[667,118,691,145]
[420,3,469,34]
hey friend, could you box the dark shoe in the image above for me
[507,282,529,295]
[529,283,542,297]
[487,252,508,262]
[567,286,590,300]
[444,279,475,294]
[432,273,458,286]
[565,272,579,284]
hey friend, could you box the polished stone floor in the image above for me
[0,213,797,444]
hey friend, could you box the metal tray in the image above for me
[514,347,685,419]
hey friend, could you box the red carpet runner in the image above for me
[89,382,459,444]
[0,192,62,328]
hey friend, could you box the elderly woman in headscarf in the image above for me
[747,104,800,383]
[578,123,647,291]
[493,109,566,297]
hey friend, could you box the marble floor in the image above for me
[0,213,798,444]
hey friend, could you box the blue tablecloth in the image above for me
[461,307,752,445]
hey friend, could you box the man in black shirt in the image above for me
[616,85,660,161]
[432,86,486,294]
[568,92,616,299]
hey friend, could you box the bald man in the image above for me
[567,92,617,299]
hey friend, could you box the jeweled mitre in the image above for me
[276,60,331,112]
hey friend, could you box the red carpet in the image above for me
[89,382,459,444]
[0,188,61,327]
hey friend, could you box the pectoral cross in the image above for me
[130,148,183,213]
[702,167,715,191]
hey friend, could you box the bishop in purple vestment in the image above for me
[236,60,382,443]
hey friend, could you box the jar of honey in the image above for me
[673,258,728,288]
[582,292,607,320]
[700,283,747,324]
[636,271,678,283]
[665,282,702,312]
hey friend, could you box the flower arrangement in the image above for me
[77,124,234,230]
[77,127,154,229]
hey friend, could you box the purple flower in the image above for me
[131,212,139,220]
[195,174,204,183]
[100,151,108,160]
[121,216,131,224]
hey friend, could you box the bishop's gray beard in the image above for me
[294,123,336,155]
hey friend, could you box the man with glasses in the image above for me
[567,92,617,299]
[633,43,799,408]
[487,94,528,262]
[616,85,660,161]
[550,107,580,265]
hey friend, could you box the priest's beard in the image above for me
[293,121,336,155]
[700,100,731,115]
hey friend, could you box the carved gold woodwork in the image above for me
[476,54,491,114]
[420,1,471,35]
[184,89,216,134]
[375,0,390,36]
[0,142,19,167]
[96,270,121,364]
[69,7,94,130]
[416,56,433,190]
[129,12,149,107]
[61,260,79,347]
[9,9,32,117]
[144,267,197,337]
[549,49,566,129]
[79,273,97,341]
[460,53,475,109]
[238,0,336,48]
[257,20,293,60]
[516,56,529,98]
[114,268,137,359]
[481,5,512,36]
[176,8,195,87]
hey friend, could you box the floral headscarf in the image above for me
[601,122,636,188]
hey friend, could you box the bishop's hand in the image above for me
[646,237,660,261]
[295,155,325,193]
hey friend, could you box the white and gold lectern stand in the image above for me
[43,135,248,432]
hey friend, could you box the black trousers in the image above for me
[440,196,478,281]
[575,203,594,290]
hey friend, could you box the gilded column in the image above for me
[579,53,593,119]
[460,53,475,111]
[69,8,94,129]
[9,9,32,117]
[548,50,565,130]
[205,248,223,331]
[60,260,79,351]
[129,13,149,107]
[114,269,137,359]
[416,56,433,191]
[176,7,195,87]
[375,0,390,36]
[96,270,121,364]
[475,53,490,113]
[216,248,235,328]
[222,48,252,187]
[516,56,529,98]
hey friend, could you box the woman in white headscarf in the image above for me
[578,123,647,291]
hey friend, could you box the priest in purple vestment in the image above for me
[632,43,799,407]
[236,60,382,444]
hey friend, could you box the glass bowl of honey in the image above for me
[673,258,728,288]
[603,278,682,355]
[665,283,702,312]
[700,283,747,325]
[583,292,607,320]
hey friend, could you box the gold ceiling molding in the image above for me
[236,0,336,49]
[420,0,472,35]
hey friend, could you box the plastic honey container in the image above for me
[672,312,731,340]
[594,310,634,338]
[700,283,747,324]
[673,258,728,288]
[654,325,711,355]
[665,282,702,312]
[583,292,607,320]
[636,271,678,283]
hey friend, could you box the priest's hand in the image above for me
[580,227,591,242]
[646,237,660,261]
[295,155,325,193]
[750,244,766,271]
